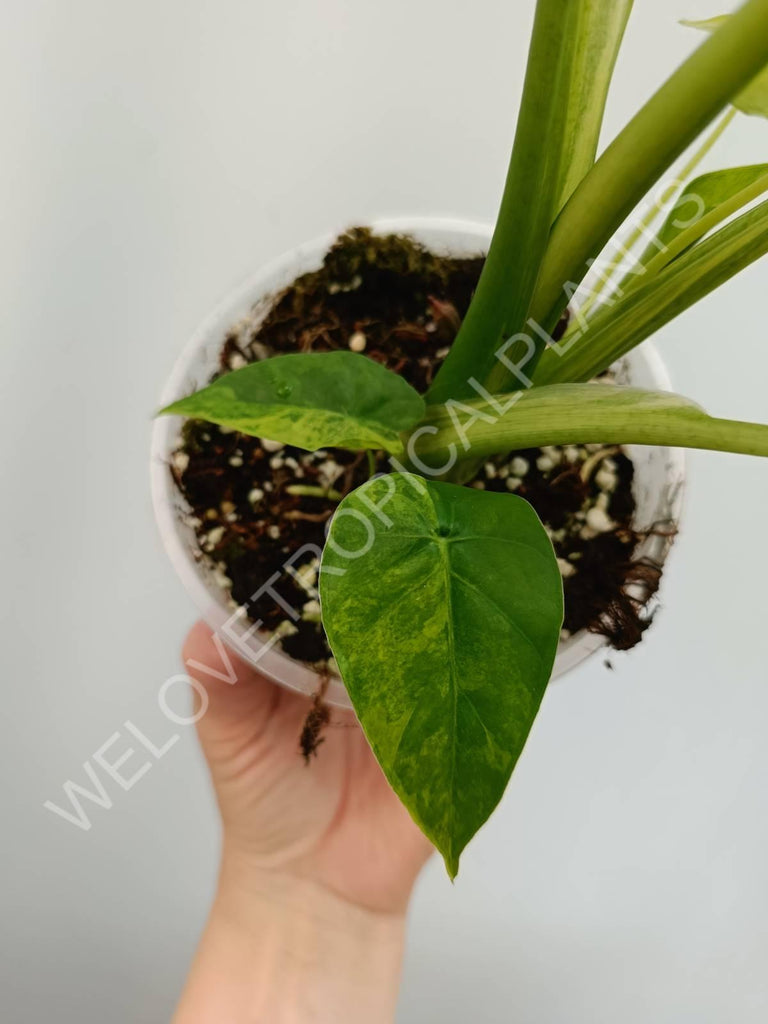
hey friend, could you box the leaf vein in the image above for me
[450,570,543,669]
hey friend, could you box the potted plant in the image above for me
[153,1,768,878]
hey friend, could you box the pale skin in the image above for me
[173,621,433,1024]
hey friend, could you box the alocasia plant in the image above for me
[160,1,768,876]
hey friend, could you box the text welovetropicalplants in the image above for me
[160,2,768,875]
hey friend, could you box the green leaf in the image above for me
[632,164,768,278]
[319,474,563,878]
[682,15,768,117]
[533,196,768,385]
[158,351,425,455]
[426,0,632,405]
[529,0,768,331]
[414,384,768,464]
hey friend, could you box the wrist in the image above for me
[174,851,407,1024]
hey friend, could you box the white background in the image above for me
[2,1,768,1021]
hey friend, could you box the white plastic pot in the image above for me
[151,217,685,709]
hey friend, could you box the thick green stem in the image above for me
[411,385,768,465]
[529,0,768,330]
[425,0,574,407]
[533,196,768,385]
[427,0,633,408]
[578,106,737,317]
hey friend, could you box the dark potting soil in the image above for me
[171,227,667,671]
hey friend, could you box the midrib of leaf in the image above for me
[436,533,460,880]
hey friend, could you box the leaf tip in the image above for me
[156,399,186,418]
[442,847,460,881]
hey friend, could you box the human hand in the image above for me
[173,621,432,1023]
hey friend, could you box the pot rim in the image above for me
[150,216,686,708]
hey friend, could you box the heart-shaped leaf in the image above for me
[319,474,563,877]
[159,351,425,455]
[682,16,768,118]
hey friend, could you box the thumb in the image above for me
[181,621,279,754]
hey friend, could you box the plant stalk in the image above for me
[529,1,768,330]
[532,196,768,385]
[412,386,768,464]
[425,0,574,407]
[577,106,738,317]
